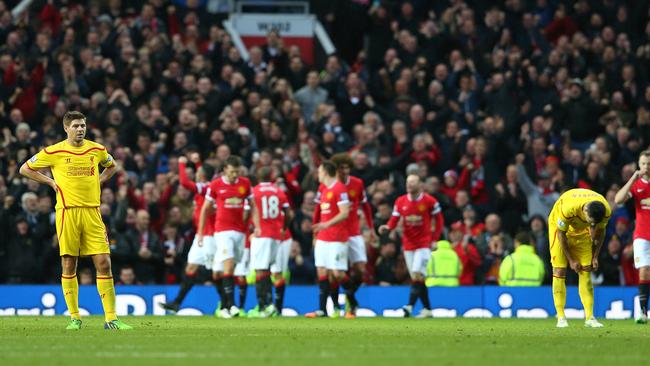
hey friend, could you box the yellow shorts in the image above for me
[548,217,592,268]
[56,207,110,257]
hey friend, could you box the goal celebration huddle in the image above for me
[19,111,650,328]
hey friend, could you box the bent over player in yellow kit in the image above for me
[548,188,610,328]
[19,111,132,330]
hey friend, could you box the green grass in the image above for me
[0,316,648,366]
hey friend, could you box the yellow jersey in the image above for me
[549,188,611,237]
[26,139,114,209]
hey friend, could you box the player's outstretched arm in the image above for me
[196,199,213,246]
[614,170,641,204]
[19,163,56,191]
[379,211,400,234]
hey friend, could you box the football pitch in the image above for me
[0,316,648,366]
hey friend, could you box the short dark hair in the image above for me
[120,265,134,272]
[586,201,607,223]
[331,153,353,169]
[63,111,86,126]
[201,164,215,181]
[514,231,532,245]
[320,160,337,177]
[257,166,273,182]
[224,155,242,169]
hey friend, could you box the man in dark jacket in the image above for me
[6,216,46,283]
[126,209,164,283]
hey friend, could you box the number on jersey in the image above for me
[261,195,280,219]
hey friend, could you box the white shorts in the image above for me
[234,248,250,277]
[214,230,246,263]
[212,259,224,273]
[633,238,650,269]
[314,240,348,271]
[404,248,431,277]
[348,235,367,264]
[271,239,292,274]
[251,237,280,270]
[187,235,216,270]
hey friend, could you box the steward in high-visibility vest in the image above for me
[426,240,462,287]
[499,232,545,286]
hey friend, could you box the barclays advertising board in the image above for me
[0,286,645,319]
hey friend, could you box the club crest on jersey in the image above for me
[557,219,567,230]
[349,189,356,198]
[238,186,246,195]
[90,156,94,163]
[326,191,333,199]
[418,204,426,212]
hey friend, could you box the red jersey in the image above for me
[205,176,252,233]
[342,176,370,236]
[253,182,290,240]
[387,193,444,250]
[630,178,650,240]
[179,162,214,235]
[314,181,350,242]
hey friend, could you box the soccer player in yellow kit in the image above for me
[548,188,610,328]
[19,111,132,330]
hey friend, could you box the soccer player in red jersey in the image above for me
[271,227,292,313]
[250,167,292,316]
[159,154,217,313]
[379,174,444,318]
[330,153,375,318]
[197,156,252,318]
[270,166,295,313]
[615,150,650,324]
[235,206,252,312]
[306,161,351,318]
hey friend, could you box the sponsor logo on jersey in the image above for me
[405,215,423,224]
[29,155,38,163]
[320,203,331,211]
[66,166,95,176]
[225,197,243,205]
[641,198,650,207]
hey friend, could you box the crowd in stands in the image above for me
[0,0,649,287]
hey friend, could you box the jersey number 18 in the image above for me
[261,196,280,219]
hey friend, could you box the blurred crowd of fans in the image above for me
[0,0,648,287]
